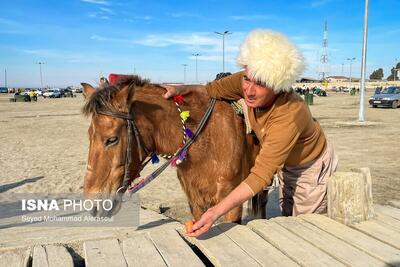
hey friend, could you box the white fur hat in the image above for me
[237,29,305,93]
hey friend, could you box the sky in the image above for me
[0,0,399,88]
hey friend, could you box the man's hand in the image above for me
[186,207,220,237]
[186,182,254,237]
[162,84,208,99]
[162,84,180,99]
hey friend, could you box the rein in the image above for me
[99,97,216,196]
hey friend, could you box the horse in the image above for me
[81,75,266,223]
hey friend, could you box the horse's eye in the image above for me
[105,137,118,146]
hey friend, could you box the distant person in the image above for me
[374,86,382,95]
[99,77,109,87]
[29,89,37,101]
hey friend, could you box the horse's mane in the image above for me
[82,75,150,116]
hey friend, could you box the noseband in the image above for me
[97,97,216,196]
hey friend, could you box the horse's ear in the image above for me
[116,85,135,108]
[81,83,96,98]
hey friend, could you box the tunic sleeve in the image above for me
[205,71,244,100]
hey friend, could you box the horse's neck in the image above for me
[134,87,189,156]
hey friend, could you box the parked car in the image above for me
[72,87,83,93]
[62,88,76,97]
[43,89,61,98]
[35,89,43,96]
[0,87,8,93]
[369,86,400,108]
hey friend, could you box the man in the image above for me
[163,29,338,237]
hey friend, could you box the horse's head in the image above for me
[81,76,149,217]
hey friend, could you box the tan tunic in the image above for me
[206,71,327,195]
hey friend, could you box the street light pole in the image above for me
[37,62,45,89]
[359,0,369,122]
[4,69,7,88]
[214,31,232,73]
[192,53,201,84]
[182,64,188,84]
[346,57,355,94]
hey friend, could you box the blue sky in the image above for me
[1,0,399,87]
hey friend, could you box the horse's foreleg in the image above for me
[215,176,242,223]
[188,201,207,222]
[223,205,242,223]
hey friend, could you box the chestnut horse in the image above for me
[81,76,265,222]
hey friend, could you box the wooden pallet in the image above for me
[1,204,400,267]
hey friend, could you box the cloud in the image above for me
[124,16,153,22]
[169,12,203,18]
[90,31,246,64]
[81,0,110,5]
[20,48,110,64]
[228,14,277,21]
[0,17,27,34]
[90,34,129,42]
[99,7,114,14]
[0,17,19,26]
[88,12,110,19]
[134,33,219,47]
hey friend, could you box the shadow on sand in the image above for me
[0,176,45,193]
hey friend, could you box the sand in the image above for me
[0,90,399,225]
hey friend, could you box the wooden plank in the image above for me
[84,238,127,267]
[32,245,74,267]
[248,219,345,267]
[218,223,299,266]
[0,249,30,267]
[32,246,48,267]
[149,227,204,267]
[350,220,400,249]
[181,225,259,267]
[300,214,400,265]
[374,212,400,233]
[374,204,400,221]
[273,216,386,266]
[122,233,167,267]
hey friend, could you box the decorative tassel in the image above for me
[178,148,187,161]
[184,128,194,139]
[151,153,160,164]
[180,111,190,122]
[175,148,188,165]
[170,158,178,167]
[173,95,184,105]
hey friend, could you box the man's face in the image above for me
[242,68,275,108]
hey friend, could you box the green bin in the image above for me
[304,93,314,105]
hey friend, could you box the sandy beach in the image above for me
[0,90,399,225]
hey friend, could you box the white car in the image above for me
[43,89,61,98]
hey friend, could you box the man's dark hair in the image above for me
[215,72,232,81]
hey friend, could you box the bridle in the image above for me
[97,97,216,197]
[97,110,150,192]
